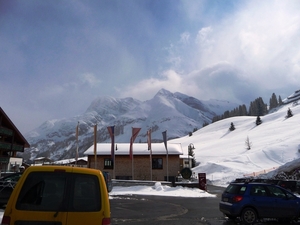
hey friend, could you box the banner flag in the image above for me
[162,130,167,152]
[94,124,97,169]
[147,129,152,151]
[76,123,79,142]
[129,127,141,159]
[107,126,115,161]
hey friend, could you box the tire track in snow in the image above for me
[244,150,281,173]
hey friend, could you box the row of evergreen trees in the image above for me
[212,93,283,123]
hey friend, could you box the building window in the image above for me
[104,158,114,169]
[152,158,163,169]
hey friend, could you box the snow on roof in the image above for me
[53,157,88,164]
[84,143,183,156]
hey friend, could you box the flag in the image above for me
[94,124,97,156]
[107,126,115,161]
[76,123,79,142]
[147,129,152,151]
[129,127,141,159]
[162,130,167,152]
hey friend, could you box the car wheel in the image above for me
[241,208,257,224]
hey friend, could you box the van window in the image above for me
[15,172,101,212]
[16,172,66,211]
[70,174,100,212]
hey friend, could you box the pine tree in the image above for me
[257,97,268,116]
[269,93,278,110]
[245,136,252,150]
[223,110,230,119]
[229,122,235,131]
[239,104,247,116]
[286,108,293,118]
[278,95,283,105]
[248,97,268,116]
[248,102,254,116]
[188,145,196,168]
[256,116,262,125]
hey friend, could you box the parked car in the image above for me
[219,182,300,224]
[1,165,111,225]
[0,172,23,207]
[102,171,113,193]
[277,180,300,194]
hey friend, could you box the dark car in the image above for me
[102,171,113,193]
[219,182,300,224]
[277,180,300,194]
[0,172,23,206]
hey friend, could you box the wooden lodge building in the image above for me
[84,143,183,181]
[0,107,30,172]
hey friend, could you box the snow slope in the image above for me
[170,101,300,187]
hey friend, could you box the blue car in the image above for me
[219,182,300,224]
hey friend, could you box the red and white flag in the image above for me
[147,129,152,151]
[107,126,115,161]
[162,130,167,152]
[129,127,141,159]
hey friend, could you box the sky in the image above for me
[1,0,300,134]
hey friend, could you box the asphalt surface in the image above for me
[110,185,227,225]
[110,185,300,225]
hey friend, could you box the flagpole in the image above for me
[147,129,152,181]
[94,124,97,169]
[130,127,141,180]
[113,130,115,179]
[114,144,116,179]
[132,147,134,180]
[150,147,152,181]
[167,148,169,182]
[76,121,79,166]
[162,130,168,182]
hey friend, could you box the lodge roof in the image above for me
[0,107,30,149]
[84,143,183,156]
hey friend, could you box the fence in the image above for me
[243,167,278,177]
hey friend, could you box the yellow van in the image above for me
[1,165,111,225]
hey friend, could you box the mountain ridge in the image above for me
[22,89,238,162]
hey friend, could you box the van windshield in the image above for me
[16,171,101,212]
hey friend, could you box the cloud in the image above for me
[2,0,300,134]
[144,0,300,102]
[121,70,188,100]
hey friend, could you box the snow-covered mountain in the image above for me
[22,89,238,161]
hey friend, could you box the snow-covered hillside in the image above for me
[170,101,300,187]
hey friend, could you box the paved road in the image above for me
[110,185,227,225]
[110,185,300,225]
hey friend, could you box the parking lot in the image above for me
[110,185,227,225]
[110,184,300,225]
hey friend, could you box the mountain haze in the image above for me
[22,89,238,161]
